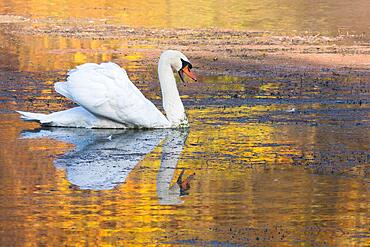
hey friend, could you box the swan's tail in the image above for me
[16,110,50,123]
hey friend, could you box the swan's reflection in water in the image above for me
[21,128,192,204]
[157,131,194,205]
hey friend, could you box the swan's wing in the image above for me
[55,62,169,128]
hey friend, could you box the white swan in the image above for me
[16,50,197,129]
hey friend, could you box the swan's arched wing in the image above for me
[55,62,169,128]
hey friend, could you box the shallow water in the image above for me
[0,1,369,246]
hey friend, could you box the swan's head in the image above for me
[160,50,197,82]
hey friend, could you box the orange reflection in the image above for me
[0,108,368,246]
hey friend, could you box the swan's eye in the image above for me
[180,58,192,70]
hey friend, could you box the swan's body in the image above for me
[17,107,129,128]
[17,50,196,129]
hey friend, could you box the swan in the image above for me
[16,50,197,129]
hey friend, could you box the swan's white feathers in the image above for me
[93,97,108,107]
[56,62,170,128]
[54,81,73,99]
[16,110,50,123]
[18,107,129,128]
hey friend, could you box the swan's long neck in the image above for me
[158,58,187,127]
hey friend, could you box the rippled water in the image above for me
[0,1,369,246]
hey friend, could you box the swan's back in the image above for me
[55,62,170,128]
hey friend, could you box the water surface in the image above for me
[1,69,368,246]
[0,1,369,246]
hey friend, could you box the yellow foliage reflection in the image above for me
[0,108,368,246]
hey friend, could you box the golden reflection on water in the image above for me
[0,32,145,72]
[1,0,369,34]
[0,2,368,245]
[0,33,367,244]
[0,109,368,246]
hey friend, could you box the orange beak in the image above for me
[179,65,197,82]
